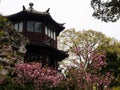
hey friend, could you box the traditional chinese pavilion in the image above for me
[6,3,68,68]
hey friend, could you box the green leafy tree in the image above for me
[58,29,111,62]
[99,40,120,87]
[91,0,120,22]
[58,29,120,89]
[58,29,114,89]
[58,29,112,71]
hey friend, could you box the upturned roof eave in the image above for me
[5,9,65,31]
[27,42,69,61]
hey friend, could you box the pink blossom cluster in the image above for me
[90,52,107,70]
[74,47,81,55]
[90,72,114,86]
[64,48,114,89]
[64,67,113,89]
[14,62,64,89]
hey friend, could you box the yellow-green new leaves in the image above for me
[58,29,112,56]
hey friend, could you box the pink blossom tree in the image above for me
[61,51,114,90]
[58,29,114,90]
[13,62,64,90]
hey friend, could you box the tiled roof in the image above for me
[5,3,65,31]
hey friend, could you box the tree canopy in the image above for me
[58,29,120,88]
[58,29,111,61]
[91,0,120,22]
[58,29,115,89]
[100,41,120,87]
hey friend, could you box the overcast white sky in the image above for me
[0,0,120,40]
